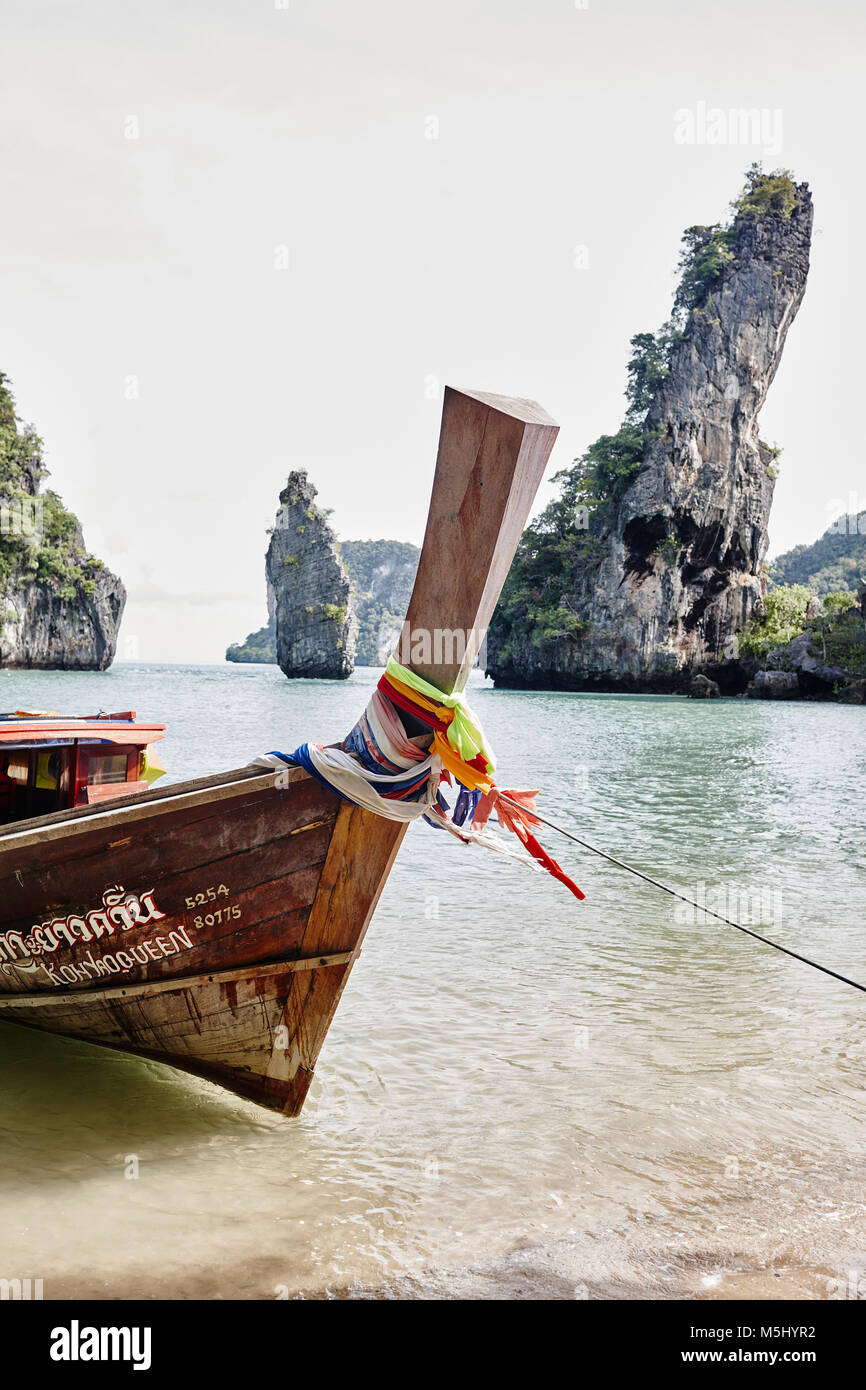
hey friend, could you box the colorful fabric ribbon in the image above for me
[260,661,585,901]
[379,659,496,792]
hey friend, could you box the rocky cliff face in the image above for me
[487,172,813,692]
[0,374,125,670]
[1,547,125,671]
[340,540,419,665]
[231,526,419,671]
[266,471,356,678]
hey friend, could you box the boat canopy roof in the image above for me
[0,712,165,748]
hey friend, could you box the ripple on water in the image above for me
[0,665,864,1297]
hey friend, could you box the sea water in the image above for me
[0,663,864,1300]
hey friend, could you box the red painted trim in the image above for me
[0,721,165,746]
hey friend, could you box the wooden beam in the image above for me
[272,387,560,1114]
[400,386,559,691]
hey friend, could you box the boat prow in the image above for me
[0,387,559,1113]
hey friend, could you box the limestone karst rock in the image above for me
[230,507,419,673]
[487,172,813,692]
[0,373,125,670]
[339,540,419,666]
[266,471,356,678]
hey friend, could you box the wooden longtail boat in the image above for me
[0,388,558,1114]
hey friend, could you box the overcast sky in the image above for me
[1,0,863,662]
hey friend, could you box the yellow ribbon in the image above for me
[384,658,496,792]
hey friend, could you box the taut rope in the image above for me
[500,795,866,996]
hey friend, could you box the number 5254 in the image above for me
[185,884,230,910]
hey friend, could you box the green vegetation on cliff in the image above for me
[769,513,866,596]
[226,616,277,664]
[672,167,797,319]
[489,167,800,670]
[339,539,419,666]
[742,584,866,676]
[0,372,107,609]
[740,584,815,658]
[486,471,601,659]
[818,600,866,675]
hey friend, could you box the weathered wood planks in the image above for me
[0,387,559,1113]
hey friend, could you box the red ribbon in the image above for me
[379,679,586,903]
[377,675,451,735]
[473,786,585,901]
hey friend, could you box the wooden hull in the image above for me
[0,386,559,1114]
[0,765,403,1113]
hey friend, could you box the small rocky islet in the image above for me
[226,470,420,674]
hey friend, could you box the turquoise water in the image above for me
[1,663,865,1299]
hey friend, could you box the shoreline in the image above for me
[31,1243,843,1303]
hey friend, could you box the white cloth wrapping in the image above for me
[255,748,442,822]
[258,680,544,874]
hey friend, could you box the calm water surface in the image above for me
[1,663,865,1299]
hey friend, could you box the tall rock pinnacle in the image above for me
[487,171,813,691]
[266,470,356,678]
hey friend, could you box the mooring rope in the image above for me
[499,795,866,996]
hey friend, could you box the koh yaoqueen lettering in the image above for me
[0,885,168,970]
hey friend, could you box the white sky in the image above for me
[1,0,863,663]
